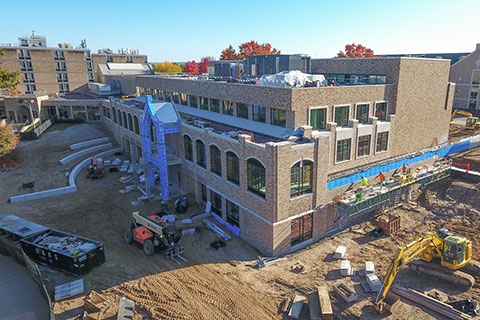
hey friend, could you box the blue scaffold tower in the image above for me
[140,95,181,200]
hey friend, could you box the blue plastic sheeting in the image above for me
[211,213,240,237]
[327,140,471,190]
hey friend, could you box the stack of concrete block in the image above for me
[366,274,382,292]
[112,158,122,165]
[365,261,375,275]
[334,245,347,259]
[340,260,351,276]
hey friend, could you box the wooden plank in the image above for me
[317,286,333,320]
[307,291,321,320]
[288,295,304,320]
[281,297,292,313]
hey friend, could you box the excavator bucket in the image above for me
[377,292,400,314]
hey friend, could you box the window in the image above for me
[117,110,122,126]
[165,91,172,102]
[356,104,369,124]
[247,158,266,197]
[226,200,239,227]
[210,190,222,216]
[54,50,65,60]
[88,73,94,82]
[112,108,117,123]
[189,95,198,108]
[310,108,327,130]
[128,114,133,131]
[376,132,389,152]
[336,139,351,162]
[86,61,93,71]
[126,56,133,63]
[252,105,266,123]
[226,152,239,184]
[375,102,387,121]
[469,87,479,100]
[196,140,206,168]
[210,99,220,113]
[237,103,249,119]
[200,183,207,202]
[184,135,193,161]
[334,105,349,127]
[290,160,313,197]
[357,135,371,157]
[199,96,208,110]
[210,145,221,175]
[291,214,313,246]
[107,55,113,62]
[172,92,180,104]
[134,116,139,134]
[271,108,286,127]
[472,70,480,86]
[223,101,234,116]
[122,112,127,128]
[180,93,188,105]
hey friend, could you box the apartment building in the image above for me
[92,49,147,82]
[449,44,480,111]
[0,33,94,95]
[101,56,454,255]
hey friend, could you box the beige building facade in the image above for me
[449,44,480,110]
[100,57,454,255]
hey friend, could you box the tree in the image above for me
[336,43,374,58]
[198,56,214,74]
[0,123,19,159]
[0,49,20,91]
[152,61,182,74]
[184,61,200,75]
[220,41,281,60]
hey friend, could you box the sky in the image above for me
[1,0,479,63]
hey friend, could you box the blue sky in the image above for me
[1,0,479,62]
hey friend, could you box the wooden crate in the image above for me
[378,215,401,235]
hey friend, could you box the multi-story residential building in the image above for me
[0,32,94,95]
[92,49,147,82]
[449,44,480,111]
[100,56,454,255]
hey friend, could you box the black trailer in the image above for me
[20,229,105,275]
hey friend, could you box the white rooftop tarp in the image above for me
[152,102,179,124]
[257,70,325,88]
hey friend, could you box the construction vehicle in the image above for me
[375,228,480,314]
[87,155,104,178]
[121,94,137,99]
[451,109,480,130]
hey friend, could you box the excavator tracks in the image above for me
[409,260,475,289]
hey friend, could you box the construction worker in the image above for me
[361,176,368,186]
[402,164,407,173]
[378,171,385,186]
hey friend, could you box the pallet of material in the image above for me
[333,283,357,303]
[366,274,382,292]
[317,286,333,320]
[20,229,105,274]
[288,295,304,319]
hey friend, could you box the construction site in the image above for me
[2,52,480,320]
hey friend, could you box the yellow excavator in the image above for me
[451,109,480,130]
[375,228,480,314]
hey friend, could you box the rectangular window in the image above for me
[334,105,349,127]
[309,108,327,130]
[226,200,239,227]
[210,146,221,175]
[199,96,208,110]
[196,141,206,168]
[290,161,313,197]
[376,132,389,153]
[357,135,371,157]
[210,99,220,113]
[210,190,222,216]
[172,92,180,104]
[189,95,198,108]
[165,91,172,102]
[107,55,113,62]
[291,213,313,246]
[356,104,369,124]
[469,87,479,100]
[226,152,239,184]
[472,70,480,86]
[200,183,207,202]
[468,100,477,108]
[375,102,387,121]
[252,105,266,122]
[223,101,234,116]
[180,93,188,105]
[270,108,286,127]
[237,103,249,119]
[336,139,351,162]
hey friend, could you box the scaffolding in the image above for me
[333,160,451,219]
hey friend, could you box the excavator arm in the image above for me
[451,109,473,121]
[374,233,438,313]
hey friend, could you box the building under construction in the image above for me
[99,56,464,255]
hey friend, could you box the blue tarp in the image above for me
[327,140,471,190]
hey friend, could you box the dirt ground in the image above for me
[2,123,480,320]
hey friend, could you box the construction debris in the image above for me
[378,214,401,235]
[333,283,357,303]
[256,256,286,269]
[288,295,304,319]
[54,279,84,301]
[334,245,347,259]
[447,299,479,317]
[280,297,292,314]
[291,261,305,273]
[203,220,231,241]
[117,296,135,320]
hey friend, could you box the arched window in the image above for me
[128,114,133,131]
[112,107,117,123]
[184,135,193,161]
[226,152,239,185]
[210,145,221,175]
[134,115,139,134]
[290,160,313,197]
[247,158,265,197]
[196,140,206,168]
[117,110,122,126]
[150,120,156,143]
[122,112,127,128]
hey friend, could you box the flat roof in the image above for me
[0,45,89,52]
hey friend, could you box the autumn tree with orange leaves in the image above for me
[220,41,281,60]
[336,43,374,58]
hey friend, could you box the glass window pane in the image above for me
[356,104,369,124]
[335,106,349,127]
